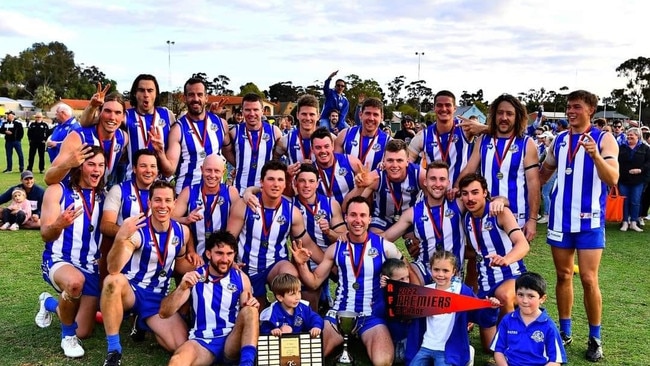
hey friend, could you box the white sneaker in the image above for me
[9,223,19,231]
[620,221,629,232]
[638,218,645,226]
[630,222,644,232]
[61,335,85,358]
[537,215,549,224]
[0,222,9,230]
[35,292,53,328]
[645,215,650,220]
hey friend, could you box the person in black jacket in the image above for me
[618,127,650,232]
[27,112,50,174]
[0,110,25,173]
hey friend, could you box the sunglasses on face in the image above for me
[336,84,345,88]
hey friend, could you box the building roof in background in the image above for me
[593,111,629,119]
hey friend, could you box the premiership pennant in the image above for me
[385,280,494,319]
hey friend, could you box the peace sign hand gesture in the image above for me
[90,82,111,108]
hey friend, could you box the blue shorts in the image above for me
[130,283,165,329]
[41,259,100,297]
[411,260,433,285]
[193,336,227,363]
[547,227,606,250]
[247,263,278,297]
[325,311,385,337]
[476,278,516,328]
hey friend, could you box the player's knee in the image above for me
[102,274,125,295]
[555,267,574,281]
[579,271,599,289]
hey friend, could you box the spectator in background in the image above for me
[618,127,650,232]
[27,112,51,174]
[538,131,556,224]
[227,107,244,128]
[47,104,80,162]
[0,170,45,229]
[555,119,568,133]
[593,118,607,130]
[640,128,650,222]
[319,70,349,129]
[0,187,32,231]
[324,109,349,135]
[611,121,626,145]
[393,115,416,145]
[0,110,25,173]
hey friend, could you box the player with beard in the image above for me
[408,90,485,184]
[160,230,260,366]
[334,97,391,171]
[100,180,192,366]
[173,154,240,258]
[226,160,319,306]
[456,94,540,241]
[311,127,364,206]
[291,196,404,365]
[345,139,425,233]
[459,173,529,352]
[160,77,232,194]
[45,93,128,189]
[81,76,175,182]
[228,93,283,195]
[35,146,106,358]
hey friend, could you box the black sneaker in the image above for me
[130,315,146,342]
[586,336,603,362]
[561,331,573,346]
[103,350,122,366]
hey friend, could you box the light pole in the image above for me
[166,40,175,108]
[415,51,424,81]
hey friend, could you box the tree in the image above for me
[616,57,650,116]
[344,74,384,121]
[65,64,116,99]
[387,75,406,106]
[191,72,217,95]
[268,81,299,103]
[32,85,56,110]
[237,82,265,98]
[459,89,486,107]
[516,88,554,112]
[213,75,233,96]
[303,81,323,100]
[405,80,433,118]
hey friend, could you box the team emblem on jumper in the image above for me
[510,144,519,153]
[338,168,348,176]
[262,133,270,141]
[227,283,238,292]
[210,123,218,131]
[216,196,225,206]
[158,118,166,127]
[483,221,493,231]
[114,144,122,152]
[445,209,454,217]
[350,140,358,147]
[531,330,545,343]
[172,237,180,246]
[129,194,137,202]
[368,247,379,258]
[372,143,381,151]
[276,215,287,225]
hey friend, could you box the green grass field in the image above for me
[0,139,648,365]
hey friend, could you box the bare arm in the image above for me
[291,241,335,290]
[382,208,415,242]
[407,131,424,162]
[523,138,540,241]
[325,199,347,241]
[223,129,236,166]
[159,270,199,318]
[44,133,88,185]
[292,207,324,264]
[100,185,123,238]
[225,199,246,238]
[590,133,619,186]
[488,208,529,267]
[171,187,191,225]
[40,185,82,242]
[107,214,146,274]
[160,123,182,177]
[333,128,348,154]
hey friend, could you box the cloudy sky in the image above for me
[2,0,646,103]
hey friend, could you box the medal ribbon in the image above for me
[318,157,337,196]
[201,183,221,232]
[434,124,456,162]
[202,265,225,284]
[492,135,516,171]
[246,127,263,152]
[97,126,115,171]
[387,177,403,216]
[297,132,311,161]
[346,234,369,282]
[567,128,592,167]
[358,130,378,165]
[187,114,209,152]
[149,217,172,268]
[78,188,95,222]
[425,199,444,242]
[132,183,148,215]
[298,196,319,218]
[259,195,282,243]
[136,109,157,149]
[469,215,484,257]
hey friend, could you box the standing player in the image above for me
[335,97,391,171]
[457,94,540,241]
[539,90,619,362]
[35,146,106,358]
[292,196,404,365]
[160,230,260,366]
[162,77,232,194]
[99,181,194,366]
[274,94,321,169]
[228,93,282,195]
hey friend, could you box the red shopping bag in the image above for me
[605,186,625,223]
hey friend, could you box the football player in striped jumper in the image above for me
[161,77,232,195]
[408,90,484,184]
[79,75,175,182]
[45,93,128,189]
[311,127,363,206]
[160,230,260,366]
[36,146,106,358]
[345,138,424,233]
[100,180,193,366]
[457,94,540,241]
[228,93,282,196]
[226,160,318,306]
[459,173,529,352]
[173,154,240,259]
[334,97,391,171]
[292,196,405,366]
[539,90,619,362]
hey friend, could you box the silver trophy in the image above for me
[332,311,362,365]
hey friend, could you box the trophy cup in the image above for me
[333,311,362,365]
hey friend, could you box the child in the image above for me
[380,258,411,363]
[491,272,567,366]
[1,188,32,231]
[260,273,323,338]
[410,251,500,366]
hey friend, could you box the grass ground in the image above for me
[0,140,648,365]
